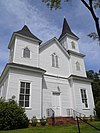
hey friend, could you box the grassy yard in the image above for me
[0,122,100,133]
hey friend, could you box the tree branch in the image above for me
[81,0,91,10]
[81,0,100,40]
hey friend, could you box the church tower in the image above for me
[8,25,42,67]
[59,18,79,53]
[59,18,87,77]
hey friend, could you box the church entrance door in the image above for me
[52,92,61,116]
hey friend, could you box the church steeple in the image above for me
[59,18,79,40]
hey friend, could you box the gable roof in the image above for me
[59,18,79,40]
[8,25,42,49]
[39,37,70,58]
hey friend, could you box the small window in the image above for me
[23,47,30,58]
[52,53,59,68]
[19,82,30,107]
[76,61,80,71]
[80,89,88,108]
[71,41,75,49]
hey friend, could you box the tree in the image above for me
[42,0,100,43]
[86,70,100,103]
[86,70,100,119]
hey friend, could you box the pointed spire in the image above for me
[59,18,79,40]
[15,25,42,43]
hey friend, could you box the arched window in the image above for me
[23,47,30,58]
[76,61,80,71]
[52,53,59,67]
[71,41,75,49]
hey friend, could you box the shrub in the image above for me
[0,97,29,130]
[31,116,37,127]
[82,116,88,122]
[40,117,47,126]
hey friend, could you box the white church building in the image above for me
[0,18,95,120]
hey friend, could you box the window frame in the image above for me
[19,81,31,108]
[80,89,88,108]
[52,53,59,68]
[23,47,30,58]
[76,61,81,71]
[71,41,75,49]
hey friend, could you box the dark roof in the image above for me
[0,63,46,83]
[67,50,85,57]
[68,74,92,82]
[59,18,79,40]
[15,25,42,43]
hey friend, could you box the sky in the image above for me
[0,0,100,74]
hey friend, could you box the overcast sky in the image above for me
[0,0,100,74]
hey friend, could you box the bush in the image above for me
[0,97,29,130]
[31,116,37,127]
[95,101,100,120]
[40,117,47,126]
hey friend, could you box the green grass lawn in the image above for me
[0,122,100,133]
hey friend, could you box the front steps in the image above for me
[47,116,76,125]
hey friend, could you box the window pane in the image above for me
[23,47,30,58]
[25,95,29,100]
[26,89,30,94]
[52,54,54,67]
[19,101,24,107]
[25,101,29,107]
[21,82,25,87]
[76,62,80,71]
[56,55,58,67]
[20,88,25,94]
[26,83,30,88]
[19,94,24,100]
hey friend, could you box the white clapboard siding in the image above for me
[12,36,39,67]
[40,41,70,77]
[6,68,42,119]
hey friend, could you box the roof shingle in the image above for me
[59,18,79,40]
[15,25,42,43]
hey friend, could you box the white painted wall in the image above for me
[72,80,95,117]
[42,75,72,117]
[60,36,79,53]
[0,75,9,99]
[70,54,87,77]
[40,41,70,77]
[12,36,39,67]
[6,68,42,119]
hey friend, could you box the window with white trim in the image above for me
[19,82,30,107]
[76,61,80,71]
[52,53,59,67]
[23,47,30,58]
[71,41,75,49]
[80,89,88,108]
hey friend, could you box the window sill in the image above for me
[23,107,32,110]
[52,66,59,68]
[82,109,90,110]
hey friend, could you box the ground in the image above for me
[0,122,100,133]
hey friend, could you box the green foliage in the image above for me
[0,122,100,133]
[87,70,100,119]
[86,70,100,104]
[0,98,29,130]
[31,116,37,127]
[42,0,69,10]
[40,117,47,126]
[95,101,100,119]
